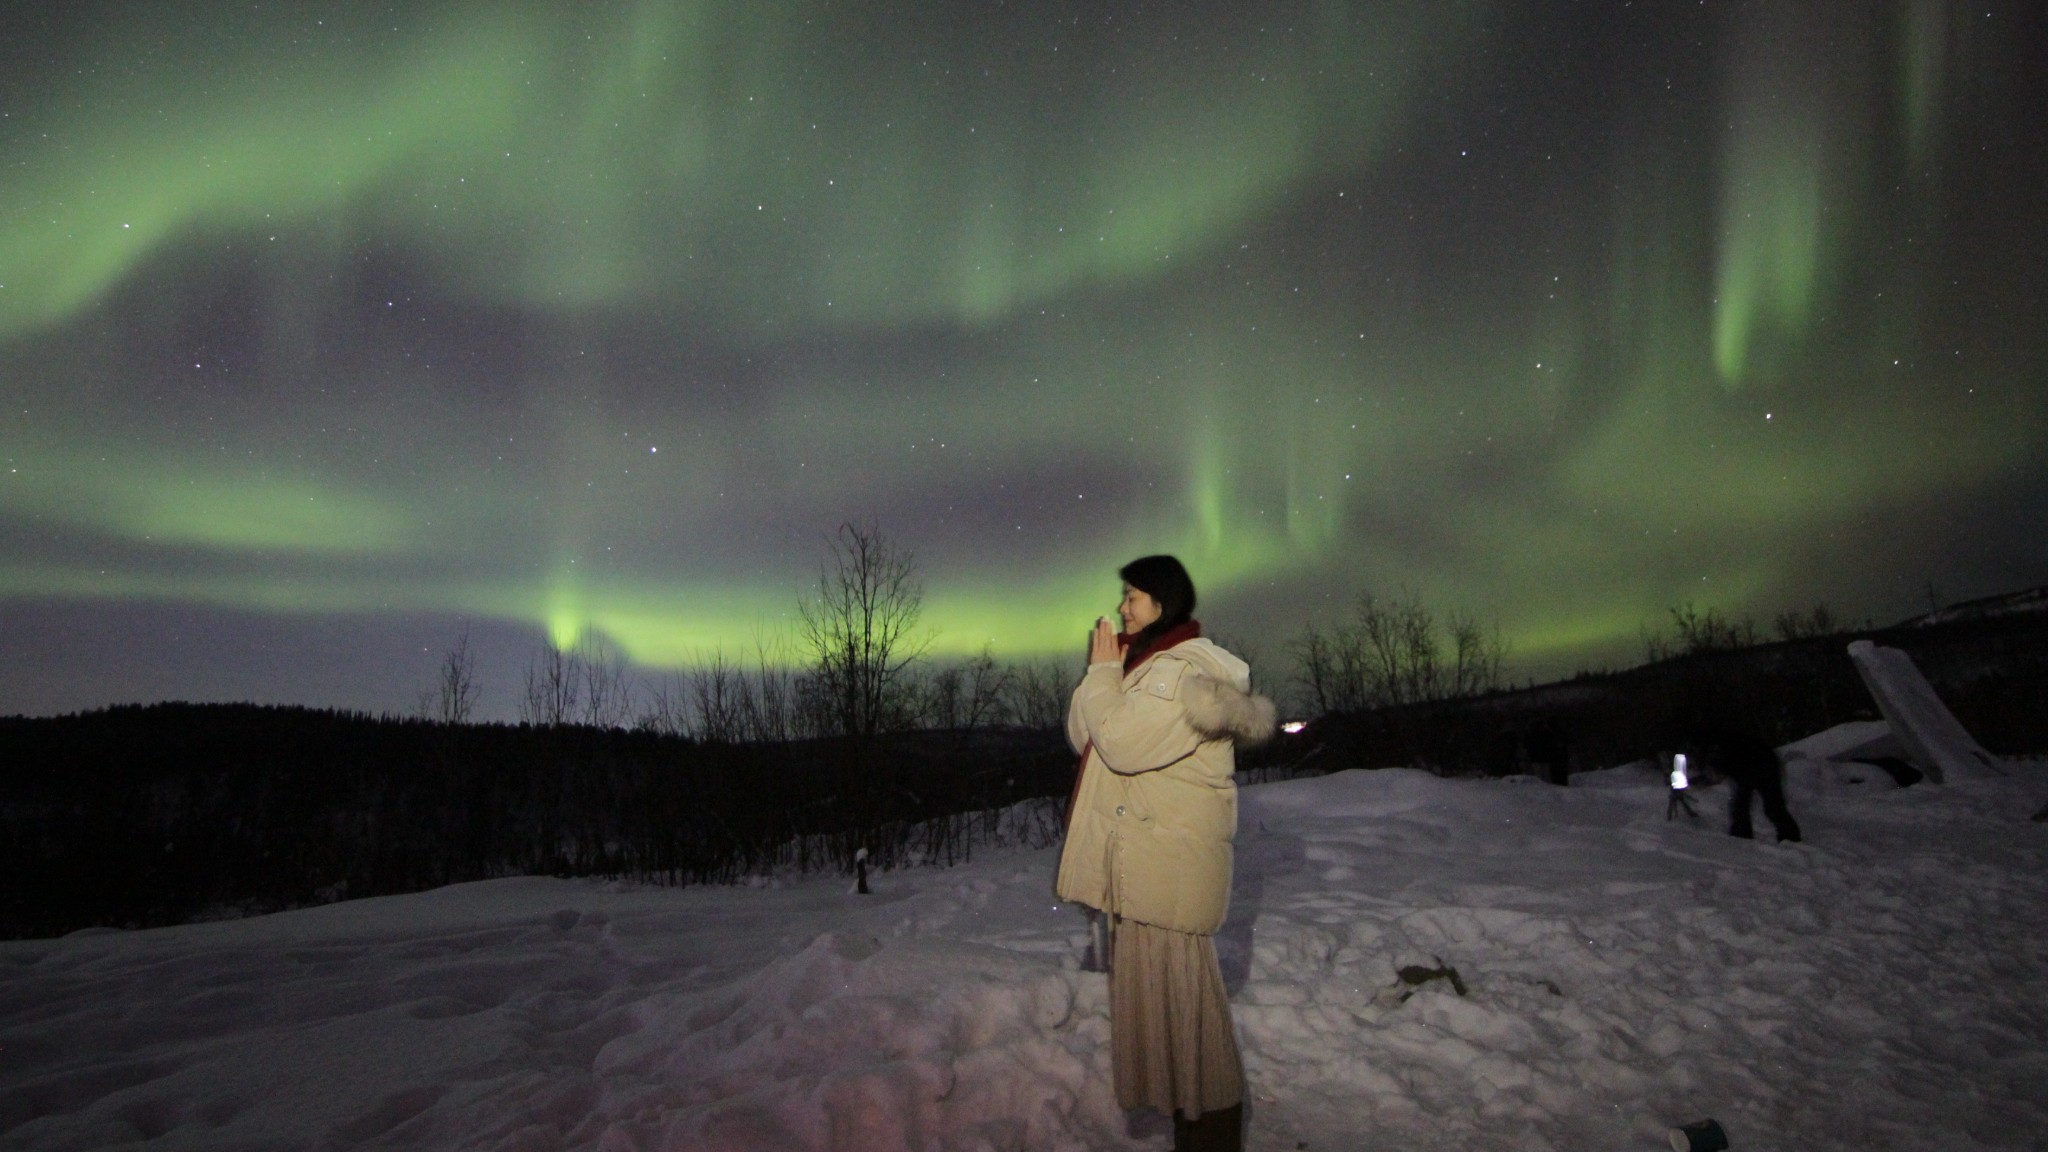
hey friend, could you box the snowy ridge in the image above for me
[4,764,2046,1150]
[1902,584,2048,627]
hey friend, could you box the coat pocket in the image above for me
[1117,826,1232,935]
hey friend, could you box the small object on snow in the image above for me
[1373,959,1468,1008]
[1394,959,1467,997]
[1392,955,1474,992]
[1668,1117,1729,1151]
[854,847,870,895]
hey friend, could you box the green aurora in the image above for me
[2,0,2043,715]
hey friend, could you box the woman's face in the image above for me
[1119,583,1164,635]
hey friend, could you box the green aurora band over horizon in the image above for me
[2,0,2044,716]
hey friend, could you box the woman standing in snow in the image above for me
[1057,555,1276,1152]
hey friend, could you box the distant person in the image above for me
[1665,751,1699,821]
[1682,726,1803,843]
[1057,555,1276,1152]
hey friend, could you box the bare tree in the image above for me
[1644,603,1759,662]
[1006,660,1074,731]
[1294,621,1368,715]
[690,647,749,744]
[959,645,1012,729]
[922,663,968,730]
[416,625,481,725]
[1446,613,1507,700]
[1292,589,1507,714]
[797,521,931,739]
[1773,602,1841,642]
[444,626,481,724]
[741,635,809,744]
[518,636,633,729]
[636,670,691,738]
[914,646,1011,731]
[578,639,634,729]
[1354,592,1456,706]
[632,638,820,745]
[520,644,580,727]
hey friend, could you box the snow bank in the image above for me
[1779,720,1901,766]
[5,762,2046,1150]
[1847,640,2006,782]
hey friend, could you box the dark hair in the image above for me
[1118,554,1196,650]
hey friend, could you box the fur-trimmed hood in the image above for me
[1179,666,1279,748]
[1157,637,1278,748]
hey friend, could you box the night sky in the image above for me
[3,1,2044,719]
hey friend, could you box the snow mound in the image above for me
[1847,640,2006,782]
[1779,719,1901,765]
[6,764,2047,1150]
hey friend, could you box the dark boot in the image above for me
[1758,776,1802,842]
[1176,1103,1243,1152]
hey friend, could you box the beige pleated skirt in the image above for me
[1109,917,1244,1117]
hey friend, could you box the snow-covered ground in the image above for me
[5,760,2045,1151]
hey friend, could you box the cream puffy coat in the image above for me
[1054,637,1277,935]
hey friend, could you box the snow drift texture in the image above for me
[4,761,2045,1150]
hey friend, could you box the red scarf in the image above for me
[1121,617,1202,672]
[1064,619,1203,830]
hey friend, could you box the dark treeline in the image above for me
[0,706,1102,939]
[1297,604,2048,779]
[1,520,1328,941]
[10,580,2040,940]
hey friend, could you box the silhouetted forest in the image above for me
[1296,607,2048,780]
[0,711,1096,939]
[5,605,2042,940]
